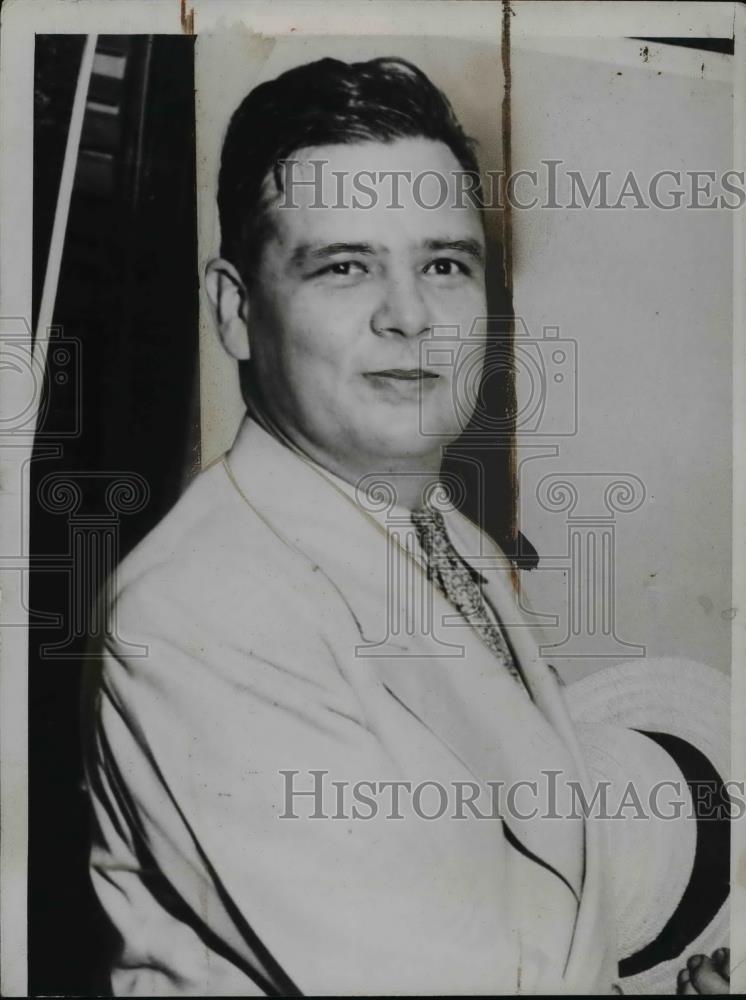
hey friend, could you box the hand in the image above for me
[677,948,729,994]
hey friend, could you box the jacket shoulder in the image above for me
[109,460,312,636]
[115,458,303,592]
[97,457,353,709]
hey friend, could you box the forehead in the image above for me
[264,137,484,253]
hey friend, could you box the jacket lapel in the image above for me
[449,511,615,992]
[225,419,613,990]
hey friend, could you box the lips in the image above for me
[364,369,439,380]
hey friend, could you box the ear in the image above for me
[204,258,251,360]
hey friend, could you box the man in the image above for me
[85,57,729,995]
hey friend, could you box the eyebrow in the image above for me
[289,237,485,268]
[290,242,376,267]
[423,238,485,264]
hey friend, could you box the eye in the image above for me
[317,260,369,277]
[423,258,470,277]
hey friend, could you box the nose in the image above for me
[371,273,430,339]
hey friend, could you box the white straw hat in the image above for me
[566,658,730,995]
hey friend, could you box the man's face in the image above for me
[245,137,487,477]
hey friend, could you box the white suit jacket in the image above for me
[85,417,709,996]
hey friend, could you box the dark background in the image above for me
[30,35,199,995]
[28,32,733,996]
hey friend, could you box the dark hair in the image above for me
[217,56,481,280]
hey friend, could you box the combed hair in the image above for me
[217,56,481,279]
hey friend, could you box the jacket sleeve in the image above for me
[85,668,269,996]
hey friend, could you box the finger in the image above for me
[711,947,730,981]
[677,968,693,995]
[689,955,729,995]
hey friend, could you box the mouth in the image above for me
[363,368,440,381]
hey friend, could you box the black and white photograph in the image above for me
[0,1,744,995]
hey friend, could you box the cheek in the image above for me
[448,342,487,419]
[280,292,371,373]
[260,321,351,416]
[424,284,488,339]
[457,283,488,322]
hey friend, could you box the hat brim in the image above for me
[566,657,730,995]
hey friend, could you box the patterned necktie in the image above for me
[410,506,526,689]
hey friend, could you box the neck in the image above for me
[244,394,444,512]
[335,463,443,513]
